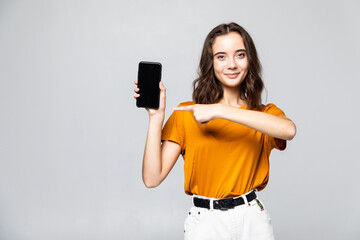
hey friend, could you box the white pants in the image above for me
[184,195,274,240]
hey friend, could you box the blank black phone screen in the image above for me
[136,61,162,109]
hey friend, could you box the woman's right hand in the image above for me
[135,80,181,188]
[134,80,166,119]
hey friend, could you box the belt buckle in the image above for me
[215,198,235,210]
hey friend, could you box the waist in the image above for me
[192,190,257,210]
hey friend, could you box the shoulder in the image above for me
[261,103,286,116]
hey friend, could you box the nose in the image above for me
[227,57,237,69]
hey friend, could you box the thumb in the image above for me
[159,81,165,90]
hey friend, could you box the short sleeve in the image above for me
[263,103,287,151]
[161,106,185,153]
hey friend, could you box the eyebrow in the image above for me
[213,49,247,56]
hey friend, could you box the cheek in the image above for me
[213,65,222,80]
[237,59,249,70]
[213,61,225,74]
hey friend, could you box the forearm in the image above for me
[142,115,164,188]
[217,105,296,140]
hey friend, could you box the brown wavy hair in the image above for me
[193,23,264,110]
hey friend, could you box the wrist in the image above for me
[216,104,241,120]
[149,113,165,124]
[215,103,228,119]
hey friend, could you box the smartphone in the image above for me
[136,61,162,109]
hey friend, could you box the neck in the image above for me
[219,87,247,108]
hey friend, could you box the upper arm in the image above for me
[159,140,182,183]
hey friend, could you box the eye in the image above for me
[236,52,246,58]
[216,55,226,60]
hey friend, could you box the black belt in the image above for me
[193,190,257,210]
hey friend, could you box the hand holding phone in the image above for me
[136,61,162,109]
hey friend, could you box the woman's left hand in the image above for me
[173,104,222,124]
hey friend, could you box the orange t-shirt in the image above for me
[161,101,286,199]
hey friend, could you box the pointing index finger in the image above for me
[173,105,195,111]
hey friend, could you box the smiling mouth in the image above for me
[225,73,240,79]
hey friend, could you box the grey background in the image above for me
[0,0,359,239]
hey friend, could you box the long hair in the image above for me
[193,23,264,110]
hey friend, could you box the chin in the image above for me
[221,79,243,88]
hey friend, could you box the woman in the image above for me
[134,22,296,240]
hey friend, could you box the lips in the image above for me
[225,73,240,79]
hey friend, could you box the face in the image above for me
[212,32,249,90]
